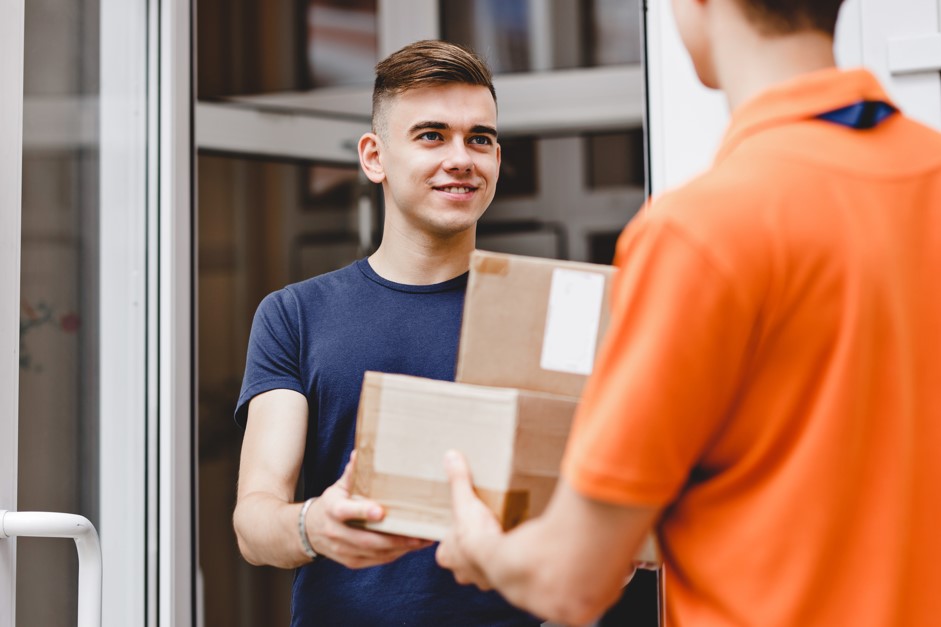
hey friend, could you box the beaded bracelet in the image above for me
[298,497,320,561]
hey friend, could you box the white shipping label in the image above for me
[540,269,605,375]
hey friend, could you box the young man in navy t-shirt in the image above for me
[232,40,540,627]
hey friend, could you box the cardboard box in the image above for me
[352,371,578,541]
[351,371,663,566]
[456,250,617,398]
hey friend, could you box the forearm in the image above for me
[475,518,624,625]
[233,491,309,568]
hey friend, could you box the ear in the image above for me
[358,132,385,184]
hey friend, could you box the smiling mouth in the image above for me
[435,185,476,194]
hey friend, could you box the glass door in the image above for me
[0,0,175,625]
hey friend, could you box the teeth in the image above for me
[442,186,471,193]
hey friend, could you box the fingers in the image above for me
[320,525,431,569]
[309,483,432,569]
[330,497,386,523]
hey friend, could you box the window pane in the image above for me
[197,153,375,626]
[306,0,378,88]
[441,0,532,73]
[586,128,646,189]
[19,0,100,624]
[441,0,641,73]
[584,0,643,66]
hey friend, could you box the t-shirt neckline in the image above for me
[355,257,468,294]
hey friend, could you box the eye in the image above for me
[418,131,444,141]
[468,135,493,145]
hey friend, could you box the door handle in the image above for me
[0,510,101,627]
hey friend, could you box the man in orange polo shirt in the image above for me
[435,0,941,625]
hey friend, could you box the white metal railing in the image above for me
[0,510,102,627]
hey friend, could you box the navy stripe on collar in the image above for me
[817,100,897,129]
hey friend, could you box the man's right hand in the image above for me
[305,452,433,569]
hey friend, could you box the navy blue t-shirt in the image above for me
[236,259,540,627]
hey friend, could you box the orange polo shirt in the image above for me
[562,68,941,626]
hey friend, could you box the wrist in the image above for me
[298,497,321,562]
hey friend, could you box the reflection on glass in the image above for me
[441,0,531,73]
[197,154,374,626]
[303,164,358,210]
[441,0,642,73]
[586,128,646,189]
[584,0,643,66]
[306,0,378,88]
[18,1,100,625]
[494,137,538,199]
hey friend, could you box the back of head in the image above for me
[735,0,845,36]
[372,40,496,138]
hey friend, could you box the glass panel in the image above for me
[197,0,307,99]
[441,0,642,73]
[586,128,646,189]
[440,0,531,74]
[197,153,376,626]
[305,0,378,88]
[18,0,99,625]
[584,0,643,66]
[480,133,645,264]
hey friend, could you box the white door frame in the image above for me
[99,0,150,625]
[0,0,25,623]
[155,0,195,625]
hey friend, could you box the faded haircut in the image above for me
[371,40,496,138]
[735,0,845,35]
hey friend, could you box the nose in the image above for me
[442,139,473,173]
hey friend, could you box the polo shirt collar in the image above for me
[716,68,895,161]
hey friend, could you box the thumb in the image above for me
[335,450,357,493]
[444,450,477,510]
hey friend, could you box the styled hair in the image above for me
[371,40,496,137]
[736,0,845,35]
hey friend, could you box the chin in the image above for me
[428,217,479,239]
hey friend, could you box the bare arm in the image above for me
[436,451,658,625]
[233,389,431,569]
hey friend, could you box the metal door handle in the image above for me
[0,510,101,627]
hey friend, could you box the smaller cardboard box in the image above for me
[456,250,617,398]
[352,371,578,541]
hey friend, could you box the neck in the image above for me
[368,218,476,285]
[712,8,837,110]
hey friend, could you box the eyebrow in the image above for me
[408,121,498,138]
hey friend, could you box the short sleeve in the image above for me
[234,289,306,428]
[561,212,757,507]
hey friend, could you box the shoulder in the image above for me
[263,260,365,313]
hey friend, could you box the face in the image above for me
[359,83,501,239]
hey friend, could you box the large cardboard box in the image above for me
[351,371,662,565]
[456,250,617,398]
[351,371,578,541]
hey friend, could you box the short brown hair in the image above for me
[736,0,845,35]
[372,40,496,137]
